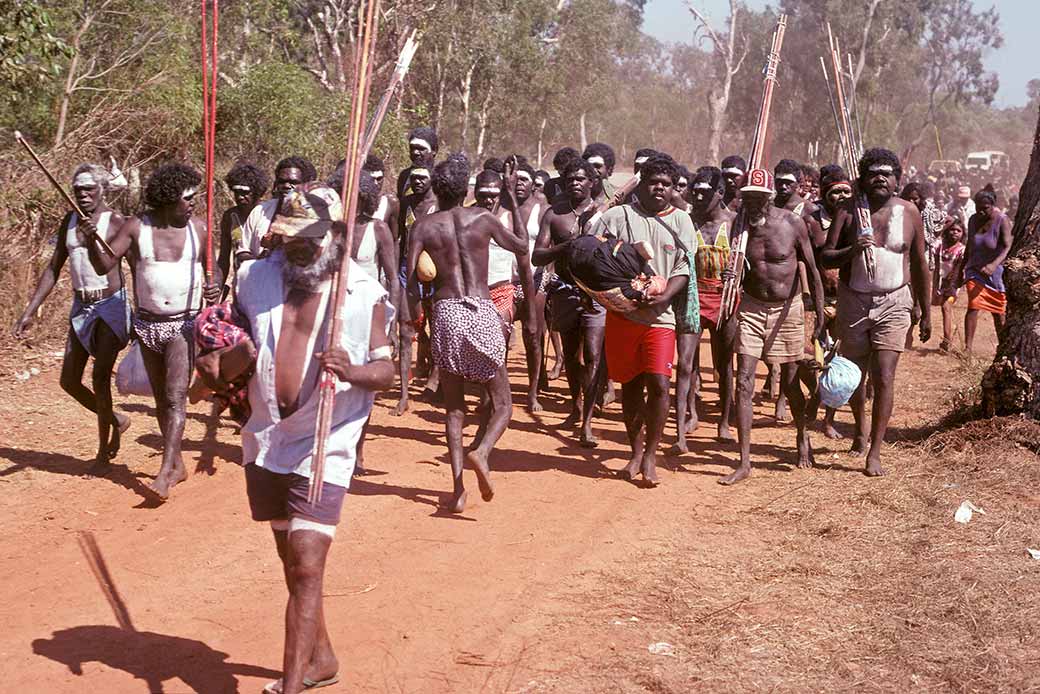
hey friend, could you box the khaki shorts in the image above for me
[836,283,912,358]
[735,292,804,364]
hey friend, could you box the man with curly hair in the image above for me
[404,153,529,513]
[823,147,932,477]
[241,156,318,260]
[14,163,132,474]
[92,162,220,500]
[218,162,269,296]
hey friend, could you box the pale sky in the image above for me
[642,0,1037,107]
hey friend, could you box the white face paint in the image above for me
[693,183,712,191]
[477,187,501,195]
[230,184,252,193]
[410,168,430,178]
[181,187,198,200]
[587,155,605,166]
[369,170,384,181]
[73,173,99,188]
[776,174,798,183]
[722,167,744,176]
[634,156,649,166]
[516,170,533,182]
[409,138,433,152]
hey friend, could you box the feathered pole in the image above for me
[309,0,381,505]
[200,0,219,286]
[824,24,875,283]
[719,14,788,322]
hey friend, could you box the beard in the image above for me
[282,237,343,291]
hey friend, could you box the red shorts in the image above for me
[604,311,676,384]
[966,280,1006,316]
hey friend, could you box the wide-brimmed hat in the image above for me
[269,185,342,238]
[741,168,774,195]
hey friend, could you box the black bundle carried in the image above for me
[566,234,664,313]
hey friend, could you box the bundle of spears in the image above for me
[819,23,875,282]
[718,14,788,322]
[311,0,415,504]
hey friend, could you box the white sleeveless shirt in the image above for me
[354,221,379,280]
[66,211,114,291]
[487,210,518,285]
[134,217,204,315]
[372,195,389,222]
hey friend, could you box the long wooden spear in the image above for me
[309,0,381,504]
[13,131,116,257]
[201,0,219,285]
[719,14,788,322]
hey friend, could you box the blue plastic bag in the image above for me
[819,355,862,409]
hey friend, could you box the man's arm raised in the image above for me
[89,214,135,274]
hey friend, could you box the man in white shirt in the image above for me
[240,156,319,259]
[199,184,393,694]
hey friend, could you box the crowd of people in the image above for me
[11,127,1016,694]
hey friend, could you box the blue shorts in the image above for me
[245,463,347,526]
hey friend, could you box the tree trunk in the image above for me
[457,62,475,153]
[54,10,95,147]
[981,101,1040,418]
[537,116,547,168]
[475,84,494,162]
[579,111,588,152]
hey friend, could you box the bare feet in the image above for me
[670,436,689,455]
[864,454,885,477]
[444,489,468,513]
[547,360,563,381]
[849,436,868,457]
[559,410,581,429]
[86,457,111,478]
[391,398,409,417]
[601,383,616,408]
[577,426,598,447]
[823,422,843,440]
[107,413,131,460]
[716,423,736,442]
[641,454,659,487]
[718,465,751,485]
[774,398,792,424]
[796,436,816,470]
[146,460,188,501]
[617,456,640,481]
[526,397,543,414]
[466,450,495,502]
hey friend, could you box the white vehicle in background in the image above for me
[964,151,1010,174]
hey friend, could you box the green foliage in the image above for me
[0,2,71,93]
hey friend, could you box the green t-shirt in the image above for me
[589,203,697,328]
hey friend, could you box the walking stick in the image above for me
[309,0,382,505]
[13,131,116,257]
[718,14,788,322]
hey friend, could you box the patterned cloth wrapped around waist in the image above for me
[194,302,254,424]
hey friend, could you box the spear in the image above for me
[309,0,381,505]
[719,14,788,322]
[825,23,875,283]
[360,29,419,161]
[200,0,219,285]
[13,131,116,257]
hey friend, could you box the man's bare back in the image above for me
[410,207,524,302]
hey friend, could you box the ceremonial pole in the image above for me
[719,14,788,322]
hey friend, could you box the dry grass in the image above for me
[513,354,1040,693]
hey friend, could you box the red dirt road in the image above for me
[0,307,1002,693]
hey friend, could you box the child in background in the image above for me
[933,216,966,353]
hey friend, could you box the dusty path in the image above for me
[0,305,1008,693]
